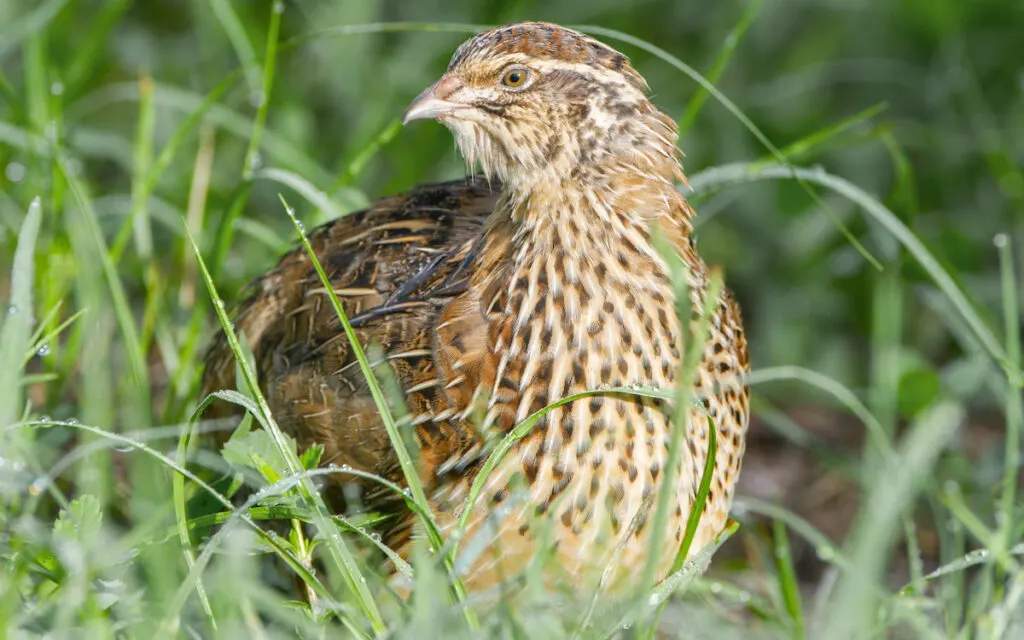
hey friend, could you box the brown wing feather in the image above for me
[201,177,499,532]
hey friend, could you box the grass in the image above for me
[2,0,1023,638]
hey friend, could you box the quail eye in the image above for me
[500,67,530,88]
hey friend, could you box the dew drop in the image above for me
[273,1,285,13]
[66,418,78,425]
[994,233,1009,248]
[249,90,266,108]
[249,151,263,171]
[37,416,50,424]
[710,581,723,594]
[4,162,25,183]
[36,343,51,357]
[7,305,18,316]
[29,478,48,495]
[114,444,136,453]
[50,82,64,96]
[995,510,1008,528]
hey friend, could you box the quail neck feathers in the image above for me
[203,22,750,593]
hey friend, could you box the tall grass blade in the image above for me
[1,198,41,430]
[677,0,762,139]
[276,195,477,629]
[994,234,1022,568]
[820,401,963,639]
[184,223,386,634]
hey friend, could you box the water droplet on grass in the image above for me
[36,343,51,357]
[50,82,64,96]
[4,162,25,183]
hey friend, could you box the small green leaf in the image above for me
[222,429,297,483]
[897,367,941,418]
[53,494,104,543]
[299,443,324,470]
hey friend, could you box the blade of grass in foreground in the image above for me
[633,415,718,640]
[820,401,963,639]
[277,195,478,631]
[0,198,41,433]
[773,519,805,639]
[994,233,1022,575]
[183,224,385,635]
[24,418,352,635]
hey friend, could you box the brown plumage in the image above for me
[202,22,749,594]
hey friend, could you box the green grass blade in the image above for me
[671,415,719,575]
[185,222,386,633]
[773,519,805,639]
[994,233,1022,565]
[242,3,281,180]
[207,0,262,93]
[820,401,963,639]
[748,366,895,461]
[1,198,42,430]
[689,164,1015,375]
[677,0,763,139]
[276,195,477,629]
[57,153,152,417]
[111,70,242,263]
[756,102,890,168]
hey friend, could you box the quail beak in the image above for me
[402,75,467,124]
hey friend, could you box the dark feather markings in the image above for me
[200,177,500,548]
